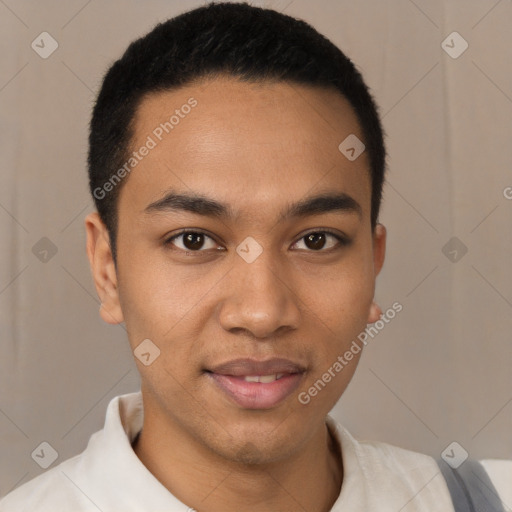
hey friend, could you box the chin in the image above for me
[206,421,301,467]
[221,438,293,467]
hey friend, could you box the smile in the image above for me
[241,373,285,383]
[205,358,306,410]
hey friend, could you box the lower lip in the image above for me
[208,372,304,410]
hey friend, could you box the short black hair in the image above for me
[88,1,386,263]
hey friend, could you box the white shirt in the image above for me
[1,392,510,511]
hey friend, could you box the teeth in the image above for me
[243,373,285,383]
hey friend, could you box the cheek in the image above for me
[302,254,375,333]
[296,247,375,380]
[115,246,224,395]
[115,246,205,343]
[296,275,371,412]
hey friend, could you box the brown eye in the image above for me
[183,232,206,250]
[166,231,219,252]
[292,231,348,252]
[304,232,327,250]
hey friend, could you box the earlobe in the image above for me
[99,301,124,325]
[367,301,382,324]
[85,212,124,325]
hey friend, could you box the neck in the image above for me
[133,411,343,512]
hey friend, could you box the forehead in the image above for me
[121,76,371,220]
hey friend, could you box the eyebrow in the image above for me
[144,189,362,221]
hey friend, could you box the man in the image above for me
[1,2,510,511]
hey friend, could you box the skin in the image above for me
[85,76,386,512]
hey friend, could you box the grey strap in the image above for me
[437,458,506,512]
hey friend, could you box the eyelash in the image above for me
[164,228,350,254]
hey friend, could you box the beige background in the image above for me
[1,0,511,497]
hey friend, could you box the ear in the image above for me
[367,223,386,324]
[85,212,124,325]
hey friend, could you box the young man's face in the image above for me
[87,76,385,465]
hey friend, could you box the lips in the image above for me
[208,357,305,376]
[206,358,306,410]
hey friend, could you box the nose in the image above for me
[217,248,301,339]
